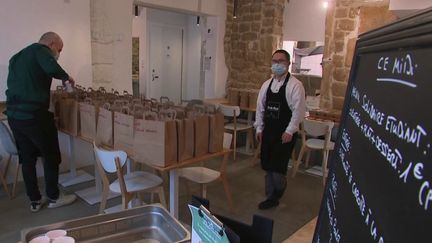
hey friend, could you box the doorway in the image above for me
[147,23,184,103]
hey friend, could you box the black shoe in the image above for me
[258,199,279,210]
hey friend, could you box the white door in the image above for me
[148,23,183,103]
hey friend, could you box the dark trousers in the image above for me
[265,171,287,202]
[8,112,61,201]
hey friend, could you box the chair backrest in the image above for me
[93,142,128,173]
[0,121,18,154]
[301,119,334,148]
[223,133,233,149]
[218,104,241,118]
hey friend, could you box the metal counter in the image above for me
[22,204,190,243]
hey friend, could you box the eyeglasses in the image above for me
[271,59,288,64]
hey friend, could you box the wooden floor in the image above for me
[283,217,317,243]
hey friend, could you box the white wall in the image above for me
[283,0,326,42]
[0,0,93,100]
[0,0,94,182]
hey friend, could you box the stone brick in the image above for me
[349,7,359,18]
[264,8,276,18]
[335,41,345,52]
[333,96,345,111]
[345,38,356,67]
[335,8,348,18]
[239,23,251,32]
[334,30,345,40]
[359,6,398,34]
[251,22,261,31]
[263,18,274,27]
[332,55,344,67]
[332,81,347,97]
[333,68,348,82]
[337,19,356,31]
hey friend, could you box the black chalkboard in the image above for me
[313,8,432,243]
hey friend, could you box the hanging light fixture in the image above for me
[196,16,200,26]
[134,5,139,17]
[233,0,238,19]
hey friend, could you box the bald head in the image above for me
[39,32,63,60]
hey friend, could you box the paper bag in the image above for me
[176,119,195,162]
[96,104,113,146]
[134,119,177,167]
[114,110,134,154]
[79,100,98,140]
[249,90,259,109]
[58,97,79,136]
[194,115,209,157]
[228,88,239,106]
[208,112,224,153]
[239,90,249,108]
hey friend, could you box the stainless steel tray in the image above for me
[21,204,190,243]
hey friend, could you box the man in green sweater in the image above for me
[5,32,77,212]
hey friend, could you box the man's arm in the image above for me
[284,80,306,137]
[254,80,270,142]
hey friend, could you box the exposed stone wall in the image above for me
[224,0,286,90]
[321,0,398,111]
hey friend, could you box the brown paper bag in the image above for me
[114,108,134,154]
[176,119,194,162]
[133,118,177,167]
[208,112,224,153]
[59,97,79,136]
[79,99,98,140]
[228,88,239,106]
[249,90,259,109]
[194,115,209,157]
[96,103,113,146]
[239,90,249,108]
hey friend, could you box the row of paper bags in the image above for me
[52,91,225,168]
[228,88,259,109]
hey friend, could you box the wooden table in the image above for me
[133,148,232,219]
[61,129,231,218]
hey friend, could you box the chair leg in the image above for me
[12,156,20,199]
[156,186,166,208]
[220,176,234,211]
[322,150,330,186]
[233,132,237,160]
[99,186,109,214]
[292,145,306,178]
[201,184,207,198]
[250,142,261,167]
[305,150,311,168]
[0,169,10,199]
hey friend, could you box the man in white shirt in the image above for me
[255,49,306,210]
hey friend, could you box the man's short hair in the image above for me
[272,49,290,62]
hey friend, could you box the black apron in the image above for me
[261,74,298,174]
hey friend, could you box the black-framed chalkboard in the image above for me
[313,8,432,243]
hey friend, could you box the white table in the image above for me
[58,131,94,187]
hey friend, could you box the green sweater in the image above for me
[5,43,69,120]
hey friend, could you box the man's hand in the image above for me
[256,132,262,143]
[67,76,75,86]
[281,132,293,144]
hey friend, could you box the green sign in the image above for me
[189,205,230,243]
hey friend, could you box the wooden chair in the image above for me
[178,133,234,209]
[291,119,335,185]
[0,121,18,198]
[93,142,166,214]
[218,104,254,160]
